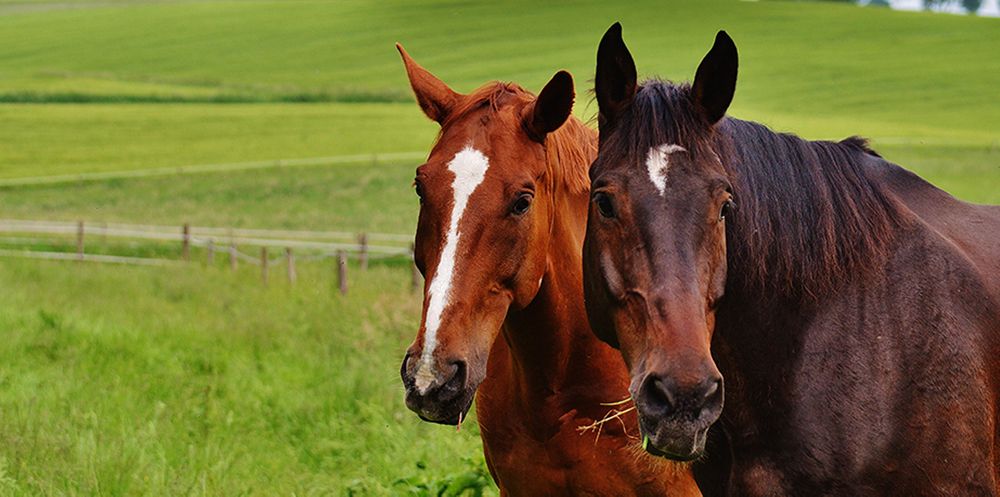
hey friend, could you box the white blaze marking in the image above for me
[645,144,687,196]
[414,146,489,393]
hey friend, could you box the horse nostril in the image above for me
[700,376,724,412]
[437,360,468,400]
[639,373,723,418]
[641,374,677,414]
[702,377,720,400]
[400,353,411,380]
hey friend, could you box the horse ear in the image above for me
[692,31,738,125]
[522,71,575,142]
[396,43,460,124]
[595,22,637,134]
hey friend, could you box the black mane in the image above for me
[617,79,904,302]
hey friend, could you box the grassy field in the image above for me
[0,259,493,496]
[0,0,997,495]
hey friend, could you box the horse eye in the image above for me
[511,193,532,216]
[594,192,615,219]
[414,181,425,203]
[720,199,736,220]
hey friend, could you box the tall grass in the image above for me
[0,258,494,496]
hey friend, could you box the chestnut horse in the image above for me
[583,24,1000,496]
[395,45,699,496]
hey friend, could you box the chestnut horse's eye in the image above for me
[414,181,425,203]
[720,199,736,221]
[511,193,532,216]
[594,192,615,219]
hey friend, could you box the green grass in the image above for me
[0,1,997,495]
[0,104,434,179]
[0,258,494,496]
[0,161,420,233]
[0,0,997,182]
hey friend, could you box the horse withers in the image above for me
[583,23,1000,496]
[396,45,699,496]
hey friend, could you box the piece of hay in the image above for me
[576,397,637,444]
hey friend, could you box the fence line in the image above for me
[0,249,182,267]
[0,151,426,188]
[0,218,422,292]
[0,220,412,255]
[0,219,412,243]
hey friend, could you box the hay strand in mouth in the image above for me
[456,411,463,432]
[577,397,637,444]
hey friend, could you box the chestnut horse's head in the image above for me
[583,24,738,460]
[396,44,582,424]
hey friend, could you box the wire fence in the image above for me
[0,218,423,294]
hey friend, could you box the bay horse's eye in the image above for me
[511,193,533,216]
[594,192,615,219]
[720,199,736,221]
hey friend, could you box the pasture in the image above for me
[0,0,996,495]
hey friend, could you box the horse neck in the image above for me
[500,126,613,401]
[708,119,903,432]
[501,191,592,396]
[712,118,900,317]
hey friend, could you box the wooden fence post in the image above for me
[410,242,421,293]
[206,239,215,266]
[260,247,269,285]
[229,243,238,271]
[182,223,191,261]
[337,251,348,295]
[358,233,368,271]
[286,247,296,285]
[76,220,85,261]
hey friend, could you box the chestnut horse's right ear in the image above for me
[595,22,637,134]
[522,70,575,143]
[396,43,460,124]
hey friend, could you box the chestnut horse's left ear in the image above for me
[522,70,575,143]
[692,31,738,125]
[396,43,460,124]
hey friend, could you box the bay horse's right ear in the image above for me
[595,22,637,134]
[396,43,460,124]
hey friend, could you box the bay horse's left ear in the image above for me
[692,31,738,125]
[595,22,637,134]
[522,70,575,143]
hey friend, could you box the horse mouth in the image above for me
[418,412,461,426]
[642,433,701,461]
[407,393,474,427]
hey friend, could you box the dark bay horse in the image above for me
[583,23,1000,496]
[395,45,699,496]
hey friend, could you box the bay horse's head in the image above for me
[583,24,738,460]
[396,44,579,425]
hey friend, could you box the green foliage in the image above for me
[387,458,493,497]
[962,0,983,13]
